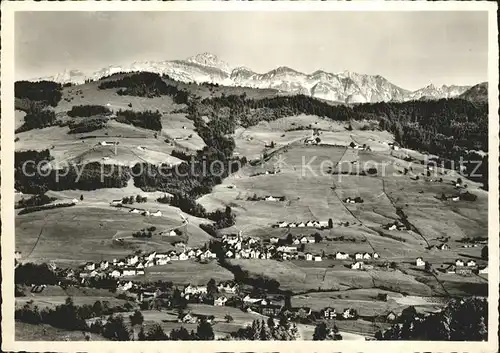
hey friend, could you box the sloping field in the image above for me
[128,261,234,285]
[16,322,109,341]
[55,82,183,114]
[15,203,213,266]
[226,259,435,295]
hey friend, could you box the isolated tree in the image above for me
[328,218,333,229]
[313,322,329,340]
[80,194,84,201]
[196,319,215,340]
[457,177,462,185]
[129,310,144,327]
[251,319,262,340]
[224,314,234,323]
[481,245,488,260]
[207,278,218,296]
[267,316,275,330]
[286,232,293,244]
[314,232,323,243]
[102,315,131,341]
[284,295,292,309]
[146,324,168,341]
[137,326,147,341]
[260,320,273,340]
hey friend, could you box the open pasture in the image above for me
[15,204,213,266]
[56,81,184,114]
[16,322,109,341]
[129,261,234,285]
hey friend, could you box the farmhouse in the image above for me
[218,281,239,294]
[110,270,122,278]
[155,257,170,266]
[415,257,426,267]
[438,243,449,250]
[130,208,141,214]
[479,266,488,274]
[126,255,139,266]
[354,253,363,260]
[305,253,314,261]
[178,313,197,324]
[322,307,337,320]
[151,210,162,217]
[110,199,122,206]
[297,222,306,228]
[277,221,289,228]
[261,303,283,317]
[351,261,364,270]
[466,260,477,267]
[335,252,350,260]
[386,311,397,322]
[122,268,137,276]
[202,249,216,260]
[456,267,472,275]
[373,253,380,259]
[270,237,280,244]
[184,285,207,295]
[342,308,358,320]
[363,253,372,260]
[117,281,133,291]
[85,262,96,271]
[265,196,279,202]
[99,261,109,270]
[214,296,228,306]
[455,259,465,267]
[178,252,189,261]
[314,255,323,262]
[243,295,262,304]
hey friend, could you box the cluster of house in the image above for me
[79,248,217,279]
[415,257,488,275]
[220,232,380,265]
[241,297,360,321]
[274,220,329,229]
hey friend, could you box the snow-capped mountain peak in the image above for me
[28,53,474,104]
[186,52,232,74]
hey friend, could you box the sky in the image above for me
[15,11,488,90]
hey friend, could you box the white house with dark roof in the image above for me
[466,260,477,267]
[270,237,280,244]
[351,261,364,270]
[415,257,426,267]
[455,259,465,267]
[110,269,122,278]
[335,252,350,260]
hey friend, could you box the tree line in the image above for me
[375,297,487,341]
[97,72,189,104]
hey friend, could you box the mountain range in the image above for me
[33,52,475,104]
